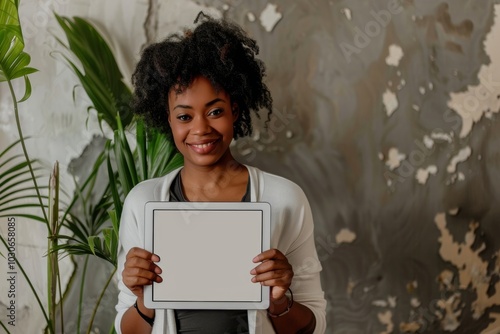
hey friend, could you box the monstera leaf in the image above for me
[0,0,37,100]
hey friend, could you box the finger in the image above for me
[124,267,163,283]
[251,270,292,285]
[126,247,160,262]
[250,259,291,275]
[125,256,163,274]
[124,274,162,288]
[252,248,285,263]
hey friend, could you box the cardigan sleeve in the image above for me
[262,173,327,333]
[114,186,145,334]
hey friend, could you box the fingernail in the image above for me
[251,277,256,282]
[252,256,259,262]
[155,267,162,274]
[250,269,256,275]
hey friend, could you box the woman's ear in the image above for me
[232,103,239,123]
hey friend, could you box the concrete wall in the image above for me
[1,0,500,333]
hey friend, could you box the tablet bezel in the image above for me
[143,201,271,310]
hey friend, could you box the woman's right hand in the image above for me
[122,247,163,298]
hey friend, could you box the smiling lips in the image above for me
[187,139,219,154]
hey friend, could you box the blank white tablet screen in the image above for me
[152,209,263,302]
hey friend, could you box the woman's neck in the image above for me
[180,160,248,201]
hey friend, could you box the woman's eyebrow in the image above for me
[173,98,226,111]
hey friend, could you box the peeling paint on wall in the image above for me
[335,228,356,244]
[385,147,406,170]
[447,146,472,173]
[385,44,404,67]
[259,3,282,32]
[383,88,399,117]
[435,213,500,324]
[447,5,500,138]
[416,165,438,184]
[378,310,394,334]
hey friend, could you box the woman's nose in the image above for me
[191,116,211,135]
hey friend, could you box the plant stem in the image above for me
[77,255,90,334]
[0,320,11,334]
[7,79,49,227]
[48,162,59,334]
[57,259,65,334]
[86,267,117,334]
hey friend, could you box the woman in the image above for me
[115,13,327,334]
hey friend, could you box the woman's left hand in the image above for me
[250,249,293,301]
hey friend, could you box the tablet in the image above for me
[143,201,271,310]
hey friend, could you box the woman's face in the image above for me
[167,76,238,169]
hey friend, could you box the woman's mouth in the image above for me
[187,139,219,154]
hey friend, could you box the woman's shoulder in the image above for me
[247,165,308,203]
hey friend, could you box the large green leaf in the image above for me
[55,14,133,130]
[0,1,37,86]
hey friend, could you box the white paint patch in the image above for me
[411,298,421,308]
[447,4,500,138]
[373,300,388,307]
[431,131,453,143]
[222,4,229,10]
[388,296,397,308]
[447,146,472,173]
[335,228,356,244]
[385,44,404,67]
[373,296,397,308]
[378,152,384,160]
[423,135,434,149]
[412,104,420,111]
[416,165,438,184]
[342,8,352,20]
[385,147,406,170]
[259,3,282,32]
[383,89,399,117]
[378,310,394,334]
[448,207,459,215]
[247,12,256,22]
[419,86,426,95]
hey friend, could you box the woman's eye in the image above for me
[209,108,223,116]
[177,114,191,121]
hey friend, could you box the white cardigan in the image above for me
[114,165,327,333]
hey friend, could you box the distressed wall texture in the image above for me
[1,0,500,333]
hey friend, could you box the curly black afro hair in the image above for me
[131,12,273,139]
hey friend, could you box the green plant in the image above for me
[1,3,182,332]
[0,1,61,333]
[49,13,183,334]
